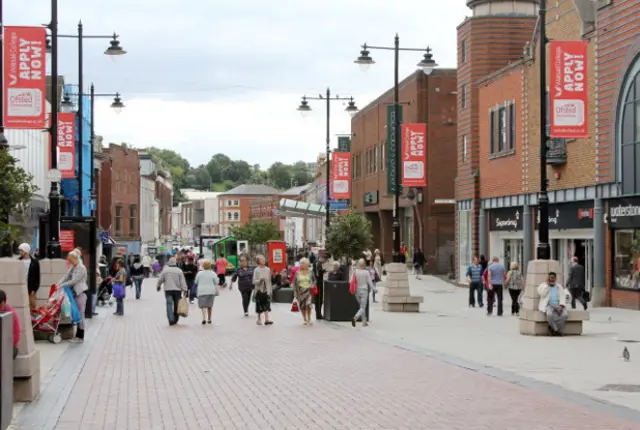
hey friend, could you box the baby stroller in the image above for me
[31,284,66,344]
[97,276,114,306]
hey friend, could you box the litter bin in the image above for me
[324,280,360,322]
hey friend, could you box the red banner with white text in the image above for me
[401,123,427,187]
[331,152,351,200]
[549,41,588,138]
[58,113,76,179]
[3,26,47,129]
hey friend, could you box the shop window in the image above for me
[613,230,640,290]
[618,65,640,195]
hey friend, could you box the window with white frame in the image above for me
[233,212,239,221]
[461,134,468,163]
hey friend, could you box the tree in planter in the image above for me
[325,213,373,271]
[0,149,38,257]
[229,220,281,255]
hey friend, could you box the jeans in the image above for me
[133,277,143,299]
[354,288,368,323]
[570,287,587,310]
[165,291,182,325]
[115,298,124,315]
[240,289,252,313]
[469,282,483,307]
[508,289,521,315]
[486,285,503,316]
[314,283,324,319]
[75,291,87,335]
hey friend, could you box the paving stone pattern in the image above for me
[22,279,640,429]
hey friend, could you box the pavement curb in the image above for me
[322,317,640,424]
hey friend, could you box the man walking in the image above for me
[313,252,327,320]
[567,256,588,310]
[466,255,484,308]
[156,258,188,325]
[486,256,506,316]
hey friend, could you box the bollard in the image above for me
[0,312,13,430]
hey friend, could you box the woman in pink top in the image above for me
[215,253,229,287]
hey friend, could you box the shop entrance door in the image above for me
[503,239,523,270]
[574,239,593,292]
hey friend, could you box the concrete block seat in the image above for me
[272,287,294,303]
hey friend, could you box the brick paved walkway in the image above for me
[36,280,640,429]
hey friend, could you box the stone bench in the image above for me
[272,287,294,304]
[381,263,424,312]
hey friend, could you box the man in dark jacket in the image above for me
[232,256,254,316]
[313,253,327,320]
[567,256,588,310]
[18,244,40,310]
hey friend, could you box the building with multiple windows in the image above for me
[217,184,279,237]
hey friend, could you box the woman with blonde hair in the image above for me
[194,260,218,325]
[352,258,374,327]
[505,261,524,316]
[293,257,316,325]
[252,255,273,325]
[58,250,88,343]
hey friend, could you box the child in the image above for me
[113,260,127,316]
[0,289,21,359]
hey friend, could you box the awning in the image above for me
[277,199,326,219]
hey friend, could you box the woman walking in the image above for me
[113,259,126,315]
[215,253,229,287]
[182,256,198,303]
[293,257,316,325]
[232,256,254,316]
[58,250,88,343]
[506,262,524,316]
[194,260,218,325]
[352,258,374,328]
[367,259,379,303]
[129,255,145,300]
[252,255,273,325]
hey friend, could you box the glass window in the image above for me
[462,135,468,163]
[498,106,507,152]
[613,230,640,290]
[234,200,239,206]
[233,212,239,221]
[227,212,232,221]
[457,210,473,283]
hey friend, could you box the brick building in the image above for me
[218,184,279,236]
[350,69,457,272]
[98,144,141,256]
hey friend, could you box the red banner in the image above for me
[60,230,75,252]
[401,123,428,187]
[331,152,351,199]
[3,26,47,129]
[57,113,76,178]
[549,41,588,138]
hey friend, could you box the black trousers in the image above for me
[508,288,521,315]
[486,285,503,316]
[469,282,484,307]
[240,289,252,313]
[570,287,587,309]
[314,283,324,319]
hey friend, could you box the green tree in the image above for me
[145,147,191,205]
[325,213,373,262]
[0,150,38,256]
[229,220,281,245]
[267,162,292,189]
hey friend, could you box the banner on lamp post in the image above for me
[58,112,76,179]
[401,123,427,187]
[386,105,403,195]
[549,41,588,138]
[331,152,351,200]
[3,26,47,129]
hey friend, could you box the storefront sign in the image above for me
[608,197,640,228]
[386,105,403,195]
[3,26,47,129]
[330,152,351,199]
[57,112,76,178]
[535,201,594,230]
[549,41,589,138]
[401,123,427,187]
[337,136,351,152]
[489,207,523,231]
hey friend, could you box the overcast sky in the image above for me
[10,0,470,168]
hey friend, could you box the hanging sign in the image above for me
[331,152,351,199]
[58,112,76,179]
[401,123,427,187]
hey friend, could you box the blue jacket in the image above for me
[232,267,254,292]
[466,264,483,283]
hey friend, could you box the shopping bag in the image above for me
[290,299,299,312]
[61,297,71,319]
[349,275,357,295]
[311,284,319,296]
[112,282,126,299]
[177,297,189,317]
[62,285,82,324]
[251,290,256,303]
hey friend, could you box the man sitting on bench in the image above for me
[537,271,571,336]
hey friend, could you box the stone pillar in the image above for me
[592,198,606,307]
[381,263,424,312]
[522,204,533,276]
[478,208,487,258]
[0,259,40,402]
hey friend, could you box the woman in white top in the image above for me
[194,260,219,325]
[352,258,374,327]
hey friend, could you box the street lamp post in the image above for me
[537,0,550,260]
[353,34,437,263]
[56,24,125,216]
[296,89,358,232]
[0,0,8,150]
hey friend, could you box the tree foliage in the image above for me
[229,220,281,245]
[0,150,38,247]
[325,213,373,262]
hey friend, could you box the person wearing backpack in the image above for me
[505,262,524,316]
[466,256,484,308]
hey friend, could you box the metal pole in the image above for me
[325,87,331,231]
[392,34,401,263]
[90,83,95,217]
[47,0,61,259]
[77,21,83,216]
[537,0,550,260]
[0,0,5,149]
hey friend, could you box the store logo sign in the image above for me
[491,209,521,231]
[537,209,561,226]
[609,204,640,222]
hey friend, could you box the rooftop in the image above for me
[280,184,311,196]
[182,189,223,200]
[220,184,280,196]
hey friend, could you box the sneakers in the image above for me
[69,338,84,344]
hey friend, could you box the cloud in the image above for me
[11,0,471,167]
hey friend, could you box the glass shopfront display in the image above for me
[503,239,523,270]
[613,230,640,290]
[458,209,473,283]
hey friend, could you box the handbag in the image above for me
[310,284,318,296]
[251,290,256,303]
[112,282,126,299]
[583,290,591,302]
[290,298,299,312]
[349,274,357,295]
[177,297,189,317]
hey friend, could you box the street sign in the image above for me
[329,200,349,211]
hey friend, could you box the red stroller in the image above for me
[31,284,66,344]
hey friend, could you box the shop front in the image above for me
[534,201,594,290]
[457,202,474,283]
[608,197,640,292]
[488,206,524,269]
